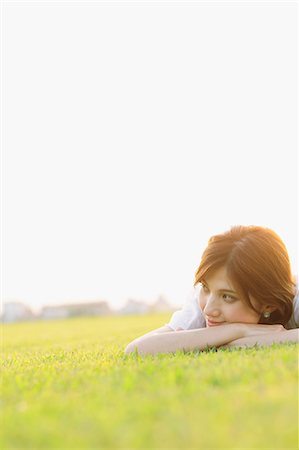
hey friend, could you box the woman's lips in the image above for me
[207,319,225,326]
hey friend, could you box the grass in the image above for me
[1,313,298,449]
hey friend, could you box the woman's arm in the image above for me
[124,323,245,355]
[124,323,287,356]
[221,328,299,349]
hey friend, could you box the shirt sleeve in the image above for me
[165,284,206,330]
[286,276,299,329]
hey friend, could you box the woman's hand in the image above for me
[221,327,298,349]
[239,323,286,338]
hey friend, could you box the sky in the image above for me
[2,1,298,313]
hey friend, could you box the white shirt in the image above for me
[166,277,299,331]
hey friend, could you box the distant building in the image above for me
[148,295,174,313]
[39,305,70,320]
[40,301,112,320]
[2,302,35,323]
[118,299,150,315]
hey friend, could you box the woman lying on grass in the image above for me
[125,225,299,356]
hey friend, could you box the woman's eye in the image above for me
[200,283,237,302]
[222,294,236,302]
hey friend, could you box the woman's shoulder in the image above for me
[165,284,206,331]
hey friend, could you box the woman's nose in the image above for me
[203,295,221,315]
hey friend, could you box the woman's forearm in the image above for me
[124,323,244,356]
[221,328,299,349]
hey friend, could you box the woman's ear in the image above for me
[262,306,277,316]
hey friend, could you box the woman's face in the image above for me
[198,266,261,327]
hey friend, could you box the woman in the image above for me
[125,225,299,355]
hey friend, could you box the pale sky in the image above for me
[2,1,298,313]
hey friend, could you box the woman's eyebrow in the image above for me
[219,289,237,294]
[201,280,236,294]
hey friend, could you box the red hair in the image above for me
[194,225,296,326]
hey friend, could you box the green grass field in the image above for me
[1,313,298,449]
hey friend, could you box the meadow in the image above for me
[1,313,298,449]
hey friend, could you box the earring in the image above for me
[263,311,271,318]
